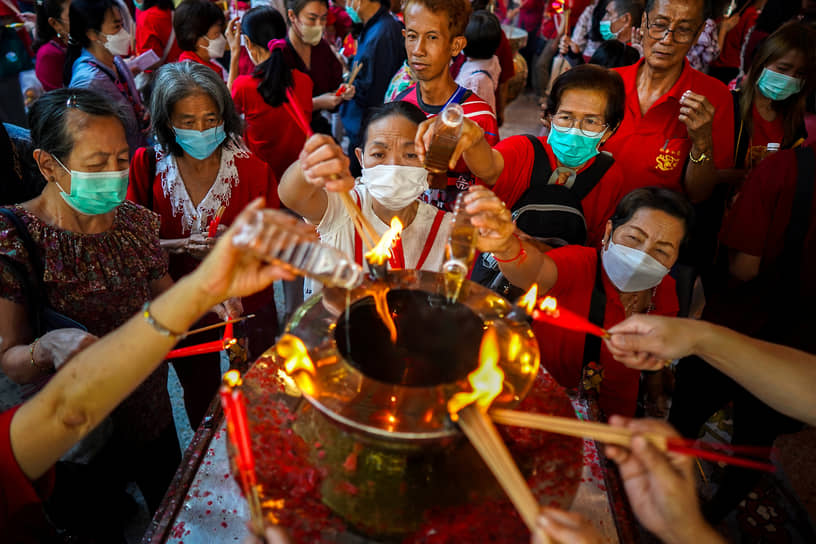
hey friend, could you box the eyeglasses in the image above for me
[644,14,700,44]
[551,113,607,136]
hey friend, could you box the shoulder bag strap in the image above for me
[582,253,607,370]
[161,13,176,63]
[571,152,614,202]
[524,135,554,191]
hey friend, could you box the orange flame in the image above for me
[372,286,398,343]
[277,334,315,376]
[448,328,505,420]
[518,284,538,315]
[365,217,403,266]
[539,296,558,314]
[223,369,242,388]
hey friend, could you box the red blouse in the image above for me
[231,69,313,181]
[135,6,181,64]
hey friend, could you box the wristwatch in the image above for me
[688,148,711,164]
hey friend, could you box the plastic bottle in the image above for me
[424,103,465,174]
[232,210,364,290]
[441,192,477,302]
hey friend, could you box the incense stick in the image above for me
[458,405,551,543]
[339,191,378,252]
[183,314,255,338]
[347,61,364,87]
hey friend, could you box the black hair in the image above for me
[242,7,293,108]
[28,88,128,161]
[644,0,710,21]
[589,0,611,42]
[287,0,329,18]
[139,0,175,10]
[546,64,626,130]
[589,39,641,68]
[360,101,427,148]
[753,0,801,34]
[611,0,644,22]
[34,0,69,51]
[62,0,120,86]
[610,187,695,243]
[174,0,226,52]
[149,62,244,157]
[463,10,502,60]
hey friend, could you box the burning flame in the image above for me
[372,286,398,343]
[539,296,558,315]
[277,334,315,376]
[518,284,539,315]
[448,328,505,420]
[365,217,403,266]
[223,369,242,388]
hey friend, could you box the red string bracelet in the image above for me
[494,233,527,263]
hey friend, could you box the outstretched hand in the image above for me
[462,186,517,255]
[299,134,355,193]
[415,116,485,172]
[605,315,702,370]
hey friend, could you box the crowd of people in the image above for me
[1,0,815,541]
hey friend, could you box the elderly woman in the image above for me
[465,185,692,418]
[174,0,228,79]
[0,88,177,538]
[279,101,452,296]
[599,0,734,202]
[64,0,147,155]
[128,62,280,428]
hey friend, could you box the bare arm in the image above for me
[225,17,241,93]
[679,92,721,203]
[606,315,816,426]
[728,250,760,282]
[9,200,311,480]
[149,272,175,298]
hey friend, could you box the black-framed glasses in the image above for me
[645,14,701,44]
[551,113,607,136]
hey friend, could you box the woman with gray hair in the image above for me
[128,61,281,429]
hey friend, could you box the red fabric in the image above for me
[126,146,279,312]
[712,6,760,70]
[34,40,66,92]
[328,5,352,41]
[0,406,56,543]
[719,143,816,298]
[0,0,18,17]
[491,135,628,247]
[284,37,344,97]
[749,104,785,150]
[537,246,679,417]
[178,50,225,77]
[135,6,181,64]
[496,32,515,85]
[231,70,313,180]
[604,59,734,194]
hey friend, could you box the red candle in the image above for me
[165,319,237,359]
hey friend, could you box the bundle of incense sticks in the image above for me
[490,409,776,472]
[208,205,226,238]
[165,321,237,359]
[334,61,364,96]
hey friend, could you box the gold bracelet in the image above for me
[141,302,183,338]
[688,148,711,164]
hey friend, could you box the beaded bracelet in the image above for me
[141,302,184,338]
[494,233,527,263]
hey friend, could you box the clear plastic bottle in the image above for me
[424,103,465,174]
[232,210,364,290]
[441,192,477,302]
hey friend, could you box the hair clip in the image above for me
[66,94,78,108]
[267,39,287,52]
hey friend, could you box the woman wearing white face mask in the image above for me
[467,185,692,418]
[225,7,314,181]
[174,0,229,81]
[64,0,147,156]
[279,101,453,296]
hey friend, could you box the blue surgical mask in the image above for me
[174,124,227,160]
[134,0,145,10]
[53,156,128,215]
[599,20,619,41]
[757,67,803,101]
[345,5,362,24]
[547,125,606,168]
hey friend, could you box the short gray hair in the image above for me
[149,62,243,157]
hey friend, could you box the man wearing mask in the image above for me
[395,0,499,211]
[339,0,405,174]
[457,184,691,418]
[280,102,452,296]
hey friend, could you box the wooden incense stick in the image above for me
[183,314,255,338]
[347,61,364,87]
[458,405,551,543]
[338,191,378,251]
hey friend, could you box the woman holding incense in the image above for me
[0,200,309,543]
[466,185,692,418]
[128,61,280,427]
[279,101,452,297]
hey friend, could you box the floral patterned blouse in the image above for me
[687,19,720,73]
[0,200,173,443]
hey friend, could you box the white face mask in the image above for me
[361,164,429,210]
[102,27,131,57]
[601,240,670,293]
[202,34,227,59]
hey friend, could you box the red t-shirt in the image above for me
[712,6,760,70]
[0,407,56,543]
[741,104,785,168]
[231,70,313,181]
[604,59,734,194]
[135,6,181,64]
[127,145,279,313]
[397,84,499,210]
[34,39,66,92]
[179,51,226,79]
[538,246,679,417]
[719,143,816,299]
[491,135,628,247]
[496,32,515,85]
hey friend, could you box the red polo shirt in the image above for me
[179,51,226,80]
[604,59,734,194]
[135,6,181,64]
[538,246,679,417]
[491,135,628,247]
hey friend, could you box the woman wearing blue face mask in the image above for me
[425,64,628,248]
[128,61,281,428]
[465,184,692,418]
[0,88,179,539]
